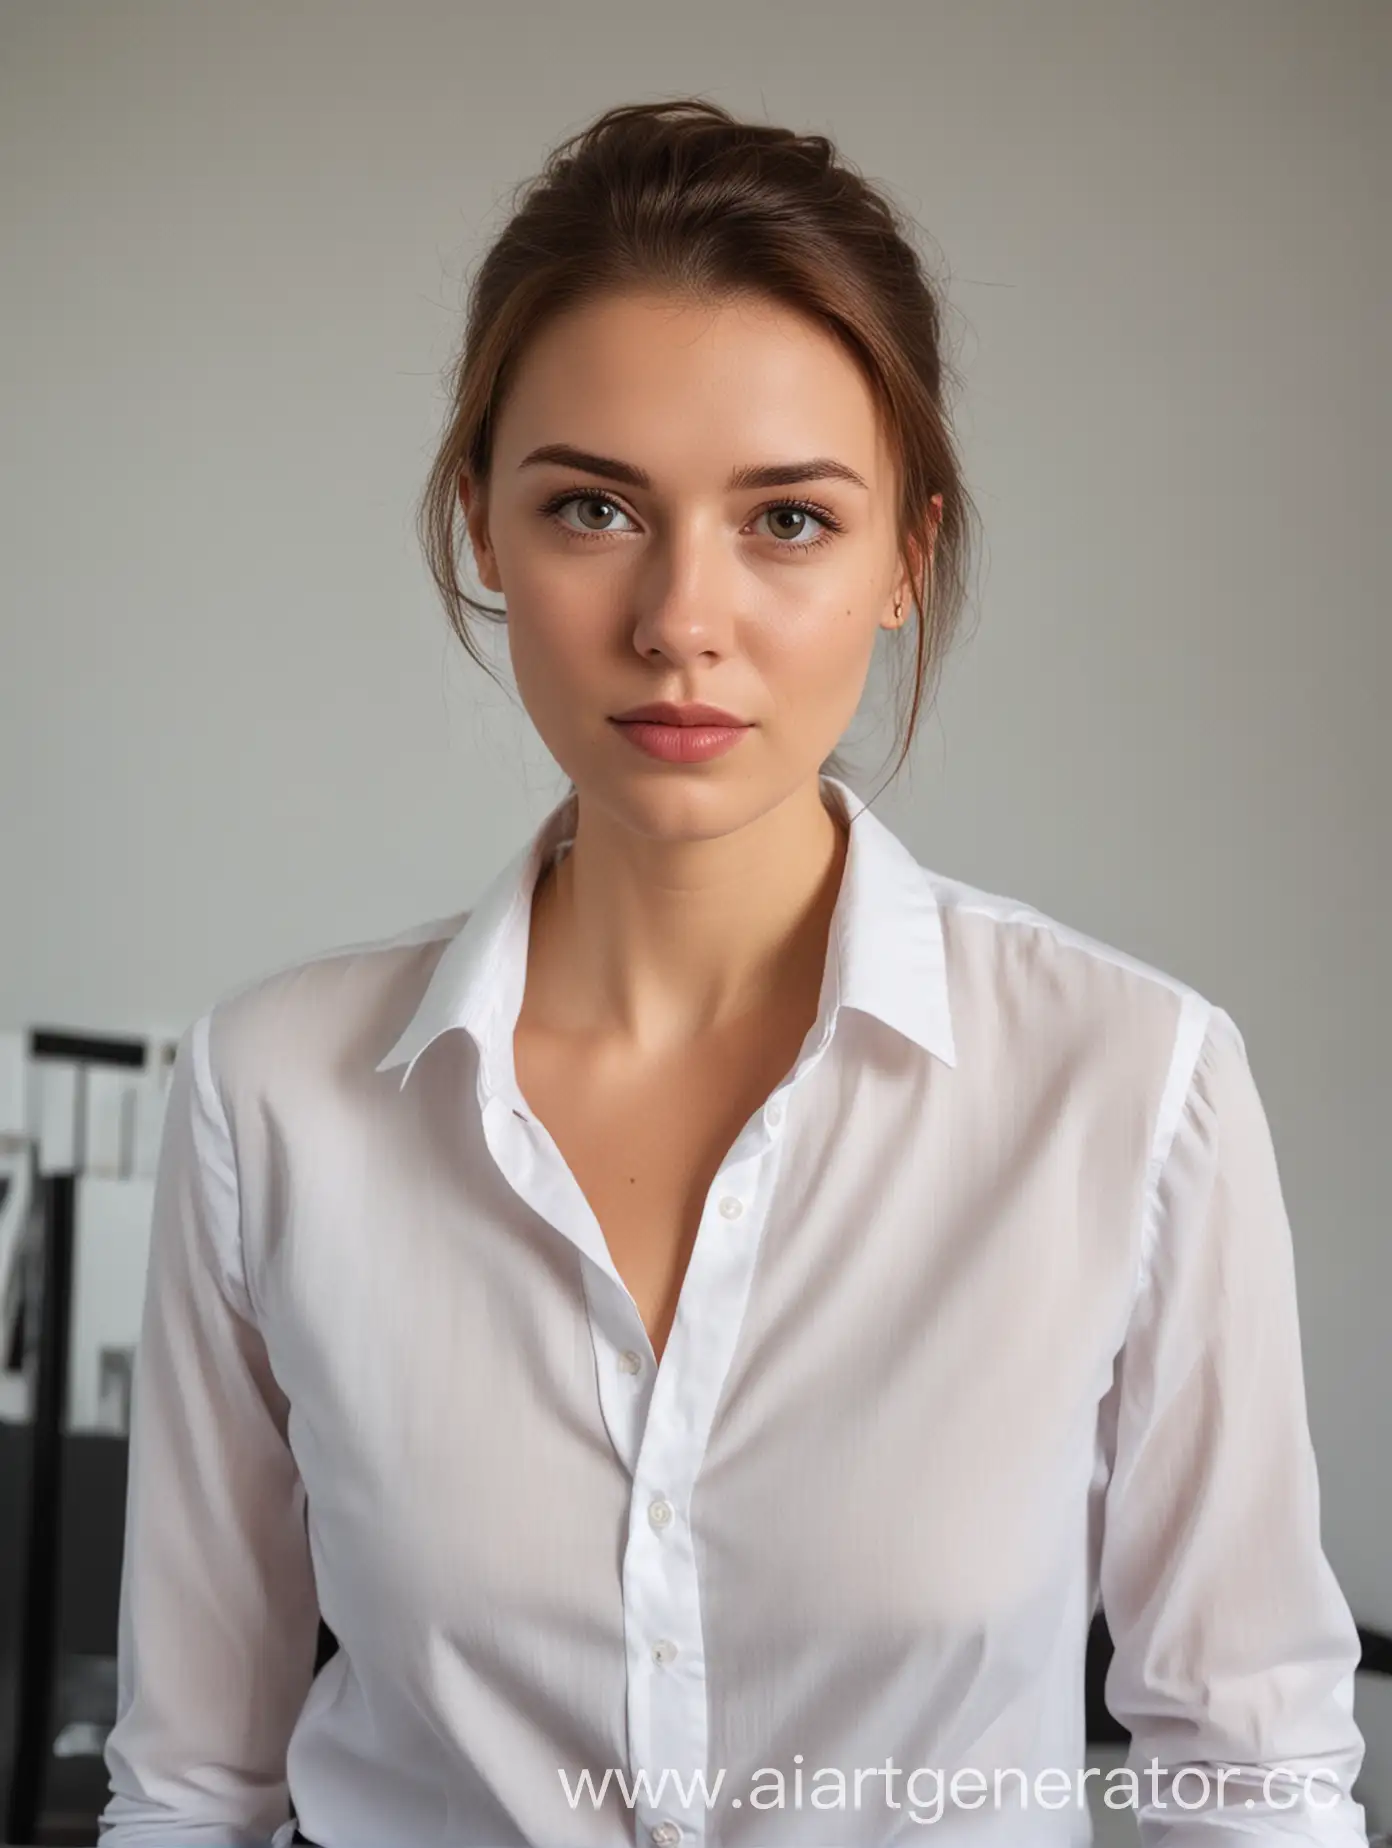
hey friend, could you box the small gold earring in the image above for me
[893,597,904,626]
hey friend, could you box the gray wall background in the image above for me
[1,0,1387,1762]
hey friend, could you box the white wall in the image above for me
[1,0,1387,1731]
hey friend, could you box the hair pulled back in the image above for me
[419,95,980,788]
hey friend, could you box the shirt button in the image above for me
[652,1638,678,1665]
[765,1101,783,1127]
[618,1349,643,1374]
[717,1195,743,1220]
[647,1497,675,1530]
[651,1825,681,1846]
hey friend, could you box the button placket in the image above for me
[617,1131,795,1848]
[489,1022,807,1845]
[580,1268,654,1479]
[624,1478,704,1845]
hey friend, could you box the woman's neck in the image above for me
[522,778,848,1056]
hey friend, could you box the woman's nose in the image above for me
[628,535,739,662]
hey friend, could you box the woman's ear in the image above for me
[459,475,502,593]
[917,493,944,588]
[902,493,944,610]
[885,499,943,629]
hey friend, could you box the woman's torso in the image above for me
[200,787,1183,1846]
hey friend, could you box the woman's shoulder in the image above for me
[926,859,1203,1006]
[199,906,472,1099]
[919,857,1219,1095]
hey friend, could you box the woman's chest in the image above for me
[512,1009,812,1362]
[257,1110,1129,1666]
[242,1022,1145,1664]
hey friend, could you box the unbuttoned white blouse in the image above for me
[100,776,1368,1847]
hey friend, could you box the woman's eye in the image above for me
[757,505,830,546]
[552,494,634,535]
[543,490,840,549]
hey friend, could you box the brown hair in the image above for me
[418,95,980,793]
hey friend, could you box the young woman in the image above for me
[100,99,1368,1847]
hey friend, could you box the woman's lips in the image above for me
[609,718,751,763]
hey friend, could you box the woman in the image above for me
[100,99,1368,1846]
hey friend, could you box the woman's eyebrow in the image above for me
[517,443,869,492]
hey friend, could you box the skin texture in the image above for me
[462,289,940,1044]
[460,289,942,1355]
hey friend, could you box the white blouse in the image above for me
[99,775,1369,1847]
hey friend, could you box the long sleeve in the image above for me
[1098,1003,1369,1843]
[100,1011,318,1848]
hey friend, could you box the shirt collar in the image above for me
[375,774,957,1091]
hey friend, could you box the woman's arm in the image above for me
[1098,1002,1370,1843]
[99,1010,318,1848]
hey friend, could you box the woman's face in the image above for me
[462,288,936,842]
